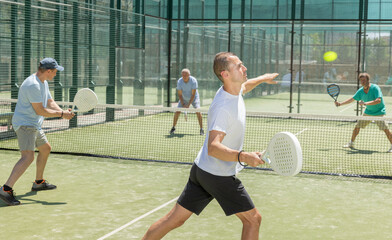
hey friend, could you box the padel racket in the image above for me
[261,132,302,176]
[327,83,340,103]
[71,88,98,112]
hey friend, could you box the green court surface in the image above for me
[0,150,391,240]
[2,107,392,178]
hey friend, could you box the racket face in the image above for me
[73,88,98,112]
[327,84,340,101]
[264,132,302,176]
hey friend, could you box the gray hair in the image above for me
[181,68,190,75]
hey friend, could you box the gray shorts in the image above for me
[355,114,389,130]
[15,126,48,151]
[178,98,200,109]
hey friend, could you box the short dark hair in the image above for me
[213,52,236,82]
[358,72,370,81]
[38,64,55,73]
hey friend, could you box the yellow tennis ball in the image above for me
[323,51,337,62]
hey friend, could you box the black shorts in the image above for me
[177,163,255,216]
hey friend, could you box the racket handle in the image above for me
[260,150,271,164]
[262,156,271,164]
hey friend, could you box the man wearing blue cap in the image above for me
[0,58,75,206]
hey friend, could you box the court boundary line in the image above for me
[295,128,307,136]
[97,197,179,240]
[339,103,355,113]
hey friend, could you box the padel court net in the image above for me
[1,99,391,179]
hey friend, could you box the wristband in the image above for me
[238,150,247,167]
[60,111,63,118]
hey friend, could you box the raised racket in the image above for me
[71,88,98,112]
[327,83,340,103]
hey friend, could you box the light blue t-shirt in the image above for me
[353,84,386,116]
[12,74,52,130]
[194,87,246,176]
[176,76,199,102]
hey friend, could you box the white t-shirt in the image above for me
[12,74,52,130]
[194,86,246,176]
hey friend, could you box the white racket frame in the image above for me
[261,132,303,176]
[71,88,98,113]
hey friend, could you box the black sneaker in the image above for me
[0,187,20,206]
[200,128,205,135]
[31,180,57,191]
[170,127,176,134]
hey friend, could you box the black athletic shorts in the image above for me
[177,163,255,216]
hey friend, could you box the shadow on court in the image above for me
[344,148,381,154]
[165,133,200,138]
[317,148,382,155]
[0,191,67,207]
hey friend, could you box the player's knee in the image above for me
[170,218,187,229]
[21,151,35,163]
[39,143,52,154]
[253,212,262,226]
[241,211,262,228]
[46,144,52,152]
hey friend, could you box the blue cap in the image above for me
[39,58,64,71]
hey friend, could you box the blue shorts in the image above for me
[177,164,255,216]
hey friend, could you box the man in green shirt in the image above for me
[335,73,392,152]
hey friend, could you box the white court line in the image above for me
[295,128,308,136]
[97,197,179,240]
[339,103,355,113]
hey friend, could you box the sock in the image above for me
[35,179,44,184]
[3,185,12,191]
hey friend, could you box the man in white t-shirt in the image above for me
[170,68,204,135]
[143,52,278,240]
[0,58,74,206]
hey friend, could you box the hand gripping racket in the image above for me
[260,132,303,176]
[71,88,98,112]
[327,84,340,103]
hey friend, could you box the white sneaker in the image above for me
[388,146,392,153]
[343,141,354,148]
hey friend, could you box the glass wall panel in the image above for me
[203,0,218,19]
[362,23,392,99]
[227,22,292,112]
[291,22,360,115]
[251,1,280,20]
[170,21,229,106]
[303,0,360,20]
[189,1,203,19]
[368,0,392,20]
[145,0,168,18]
[3,0,392,114]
